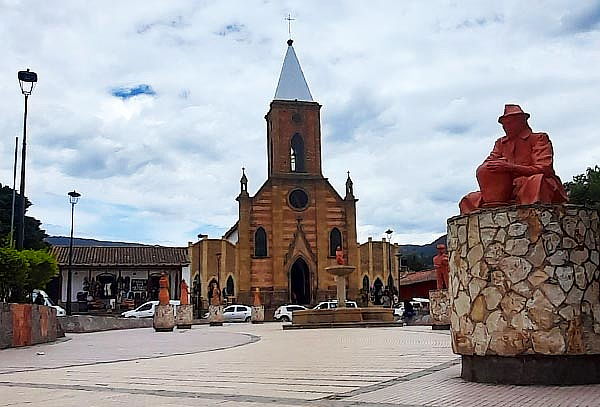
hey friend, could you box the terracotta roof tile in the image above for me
[399,269,436,285]
[50,246,189,267]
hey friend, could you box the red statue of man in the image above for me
[210,281,222,306]
[335,246,345,265]
[180,279,189,305]
[459,104,568,214]
[253,287,262,306]
[158,273,170,306]
[433,244,449,290]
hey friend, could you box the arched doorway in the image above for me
[373,278,384,305]
[290,258,311,305]
[226,275,235,297]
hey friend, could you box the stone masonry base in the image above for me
[461,354,600,385]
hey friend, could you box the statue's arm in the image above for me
[511,133,554,177]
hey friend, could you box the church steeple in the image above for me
[274,40,313,102]
[266,40,322,179]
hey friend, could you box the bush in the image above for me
[0,247,58,303]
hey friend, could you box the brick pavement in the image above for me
[1,323,600,406]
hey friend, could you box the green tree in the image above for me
[565,166,600,210]
[0,183,48,249]
[0,247,29,302]
[21,250,59,294]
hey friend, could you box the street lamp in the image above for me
[66,190,81,316]
[16,68,38,250]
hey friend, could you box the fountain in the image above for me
[284,249,395,329]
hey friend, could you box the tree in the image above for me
[0,247,29,302]
[565,166,600,210]
[21,250,59,294]
[0,183,48,249]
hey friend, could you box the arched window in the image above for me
[254,227,267,257]
[290,133,305,172]
[329,228,342,257]
[362,275,370,292]
[226,275,235,297]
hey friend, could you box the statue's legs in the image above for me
[459,192,483,215]
[514,174,557,205]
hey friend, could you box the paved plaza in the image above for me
[1,323,600,406]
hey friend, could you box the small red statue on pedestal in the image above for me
[433,244,449,290]
[335,246,345,265]
[158,273,170,306]
[459,104,568,214]
[180,279,189,305]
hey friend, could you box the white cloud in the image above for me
[1,0,599,246]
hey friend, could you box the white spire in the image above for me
[274,40,313,102]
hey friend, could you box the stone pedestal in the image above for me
[153,304,175,332]
[251,305,264,324]
[208,305,223,326]
[447,204,600,384]
[175,304,193,329]
[429,289,450,330]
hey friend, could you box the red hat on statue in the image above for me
[498,104,530,123]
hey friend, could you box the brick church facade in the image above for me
[235,40,359,307]
[189,40,360,310]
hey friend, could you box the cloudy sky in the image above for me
[1,1,599,246]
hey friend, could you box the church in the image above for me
[188,40,398,312]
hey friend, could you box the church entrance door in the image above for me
[290,258,311,305]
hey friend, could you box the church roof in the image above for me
[274,40,313,102]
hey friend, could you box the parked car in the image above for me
[273,305,307,322]
[313,300,358,310]
[121,300,180,318]
[32,289,66,316]
[222,305,252,322]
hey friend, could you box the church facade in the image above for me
[189,40,360,309]
[235,40,359,307]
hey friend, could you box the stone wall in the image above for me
[429,289,450,325]
[59,315,153,333]
[0,303,60,349]
[447,204,600,356]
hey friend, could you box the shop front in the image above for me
[51,246,190,315]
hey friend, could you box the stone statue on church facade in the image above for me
[459,104,568,214]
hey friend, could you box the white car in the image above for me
[32,289,66,316]
[313,300,358,310]
[273,305,307,322]
[222,305,252,322]
[121,300,180,318]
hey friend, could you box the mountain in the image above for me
[398,234,447,268]
[45,236,150,247]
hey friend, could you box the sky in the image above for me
[1,0,600,247]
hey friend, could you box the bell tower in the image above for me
[266,40,322,178]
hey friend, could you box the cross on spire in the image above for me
[285,13,295,39]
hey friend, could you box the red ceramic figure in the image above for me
[433,244,449,290]
[180,279,189,305]
[459,104,568,214]
[210,281,222,306]
[253,287,262,306]
[335,246,345,265]
[158,273,170,306]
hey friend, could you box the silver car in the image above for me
[222,305,252,322]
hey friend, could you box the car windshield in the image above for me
[45,297,55,306]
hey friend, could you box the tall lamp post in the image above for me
[16,69,38,250]
[66,190,81,316]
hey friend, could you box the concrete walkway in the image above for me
[1,323,599,406]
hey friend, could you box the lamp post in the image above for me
[66,190,81,316]
[16,69,38,250]
[9,137,18,248]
